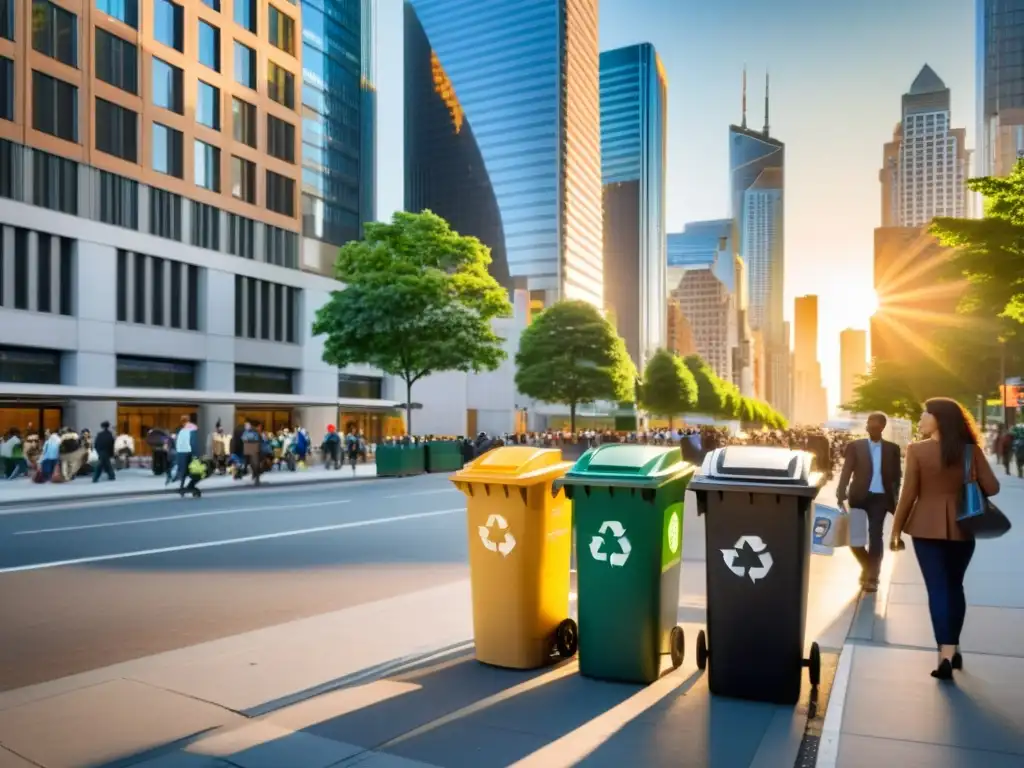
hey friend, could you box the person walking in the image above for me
[174,415,199,494]
[92,421,116,482]
[891,397,1000,680]
[835,412,902,592]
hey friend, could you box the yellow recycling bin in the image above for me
[451,446,578,669]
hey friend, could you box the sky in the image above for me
[374,0,976,413]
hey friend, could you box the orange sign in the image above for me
[999,385,1023,406]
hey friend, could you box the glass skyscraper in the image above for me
[300,0,376,248]
[600,43,667,369]
[404,0,603,307]
[977,0,1024,177]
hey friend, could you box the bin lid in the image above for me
[451,446,573,486]
[690,446,824,496]
[562,444,695,489]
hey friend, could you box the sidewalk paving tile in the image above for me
[125,754,234,768]
[337,753,441,768]
[835,733,1024,768]
[0,747,36,768]
[185,722,361,768]
[0,679,243,768]
[878,604,1024,657]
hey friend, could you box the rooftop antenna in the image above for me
[741,65,748,129]
[763,70,771,137]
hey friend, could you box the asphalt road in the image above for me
[0,474,470,691]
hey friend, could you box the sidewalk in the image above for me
[0,464,380,509]
[819,460,1024,768]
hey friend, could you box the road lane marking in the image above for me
[0,508,465,574]
[384,488,458,499]
[13,499,354,535]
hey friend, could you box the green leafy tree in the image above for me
[931,159,1024,321]
[718,381,744,419]
[639,349,698,429]
[515,300,637,432]
[738,396,757,423]
[312,210,512,433]
[683,355,726,415]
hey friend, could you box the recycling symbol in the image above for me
[590,521,631,567]
[666,510,680,555]
[721,535,773,582]
[478,514,516,557]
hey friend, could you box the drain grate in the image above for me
[794,651,839,767]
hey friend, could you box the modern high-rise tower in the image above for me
[880,66,969,227]
[793,295,827,425]
[729,70,786,411]
[840,328,867,408]
[404,0,603,308]
[599,43,667,369]
[977,0,1024,177]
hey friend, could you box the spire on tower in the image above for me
[741,66,747,129]
[763,70,770,137]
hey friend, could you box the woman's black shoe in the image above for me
[951,652,963,670]
[931,659,954,680]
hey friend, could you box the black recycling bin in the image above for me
[690,445,825,705]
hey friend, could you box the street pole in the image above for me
[1001,339,1007,427]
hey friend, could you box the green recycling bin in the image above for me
[426,441,464,473]
[375,444,426,477]
[562,444,695,684]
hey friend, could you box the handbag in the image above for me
[957,449,1012,539]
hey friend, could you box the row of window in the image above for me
[0,225,74,317]
[234,275,299,343]
[114,250,200,331]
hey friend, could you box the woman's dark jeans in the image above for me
[913,537,976,646]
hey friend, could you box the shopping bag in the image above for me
[847,506,869,548]
[812,503,849,555]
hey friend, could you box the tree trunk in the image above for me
[570,402,576,434]
[668,416,673,431]
[405,378,413,436]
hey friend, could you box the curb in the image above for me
[0,471,391,510]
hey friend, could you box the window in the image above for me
[0,139,18,199]
[95,98,138,162]
[12,229,27,309]
[233,42,255,89]
[153,0,183,51]
[0,347,62,385]
[259,280,270,339]
[152,122,183,177]
[194,140,220,192]
[228,214,255,258]
[0,57,12,121]
[198,20,220,71]
[98,171,139,228]
[267,61,294,108]
[96,0,138,29]
[1,0,14,40]
[235,365,294,394]
[267,115,295,162]
[234,275,243,334]
[186,264,199,330]
[95,29,137,94]
[132,251,145,322]
[149,188,182,240]
[268,5,294,55]
[32,0,77,68]
[169,260,181,327]
[151,257,164,325]
[201,0,219,9]
[286,287,297,342]
[59,238,72,315]
[234,0,255,32]
[152,57,183,114]
[265,225,298,268]
[246,278,256,337]
[32,71,77,143]
[32,150,78,214]
[232,97,256,147]
[117,356,196,389]
[231,156,255,203]
[338,374,382,400]
[196,80,220,130]
[190,200,219,249]
[266,171,295,216]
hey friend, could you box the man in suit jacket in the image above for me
[836,412,902,591]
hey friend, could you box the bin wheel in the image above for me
[696,630,708,671]
[555,618,578,659]
[808,642,821,687]
[669,626,685,669]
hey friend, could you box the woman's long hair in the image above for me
[924,397,982,467]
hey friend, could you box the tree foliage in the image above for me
[312,210,512,433]
[683,355,727,415]
[515,300,636,432]
[639,349,698,427]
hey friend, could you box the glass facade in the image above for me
[599,43,666,369]
[299,0,375,246]
[978,0,1024,176]
[404,0,602,307]
[729,125,784,339]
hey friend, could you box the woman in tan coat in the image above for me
[891,397,1000,680]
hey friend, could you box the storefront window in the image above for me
[337,411,404,442]
[116,404,198,455]
[0,406,62,437]
[235,364,294,394]
[236,409,293,433]
[338,374,382,399]
[116,356,197,389]
[0,346,62,384]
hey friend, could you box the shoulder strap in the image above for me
[963,446,975,483]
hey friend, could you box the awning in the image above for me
[0,383,403,411]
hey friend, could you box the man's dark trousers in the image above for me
[851,493,889,580]
[92,452,116,482]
